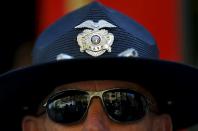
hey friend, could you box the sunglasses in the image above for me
[40,88,157,124]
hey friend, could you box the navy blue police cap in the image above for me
[0,2,198,130]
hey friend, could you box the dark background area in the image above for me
[0,1,35,74]
[183,0,198,66]
[0,0,197,74]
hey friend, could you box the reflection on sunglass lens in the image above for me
[46,90,89,124]
[103,89,147,122]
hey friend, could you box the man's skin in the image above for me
[22,80,172,131]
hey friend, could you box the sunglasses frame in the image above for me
[41,88,157,124]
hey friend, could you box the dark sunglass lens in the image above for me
[46,90,89,124]
[103,89,148,122]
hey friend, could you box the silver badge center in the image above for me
[75,20,116,57]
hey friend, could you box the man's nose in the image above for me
[82,98,110,131]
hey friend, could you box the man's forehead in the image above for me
[54,80,150,95]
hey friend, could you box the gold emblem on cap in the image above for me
[75,20,116,57]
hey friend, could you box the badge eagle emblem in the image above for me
[75,20,116,57]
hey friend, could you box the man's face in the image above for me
[22,80,172,131]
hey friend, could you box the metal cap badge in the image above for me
[75,20,116,57]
